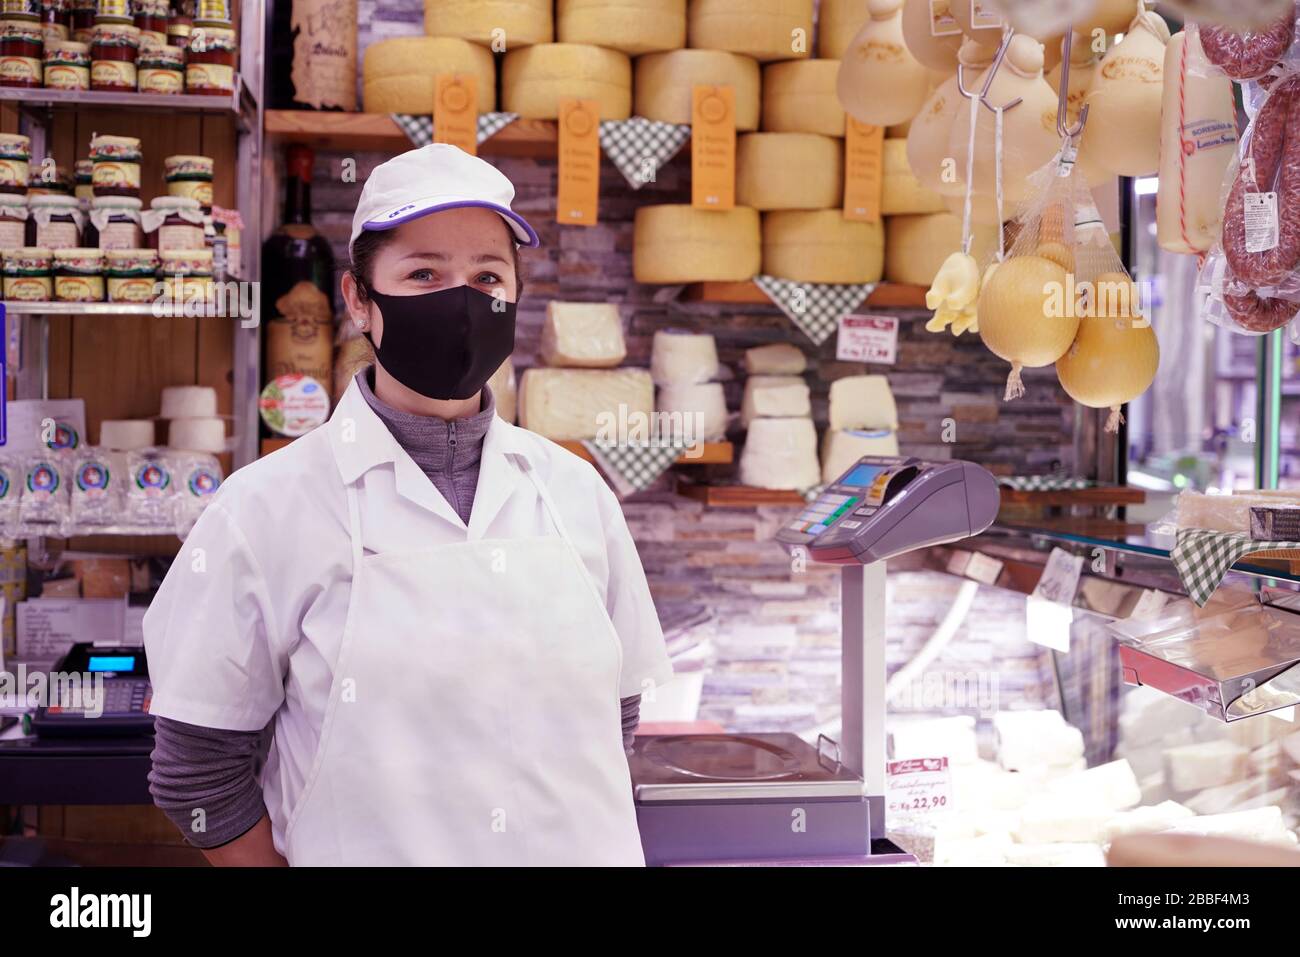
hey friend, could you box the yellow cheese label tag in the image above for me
[691,84,736,211]
[843,119,884,223]
[433,73,479,156]
[557,97,601,226]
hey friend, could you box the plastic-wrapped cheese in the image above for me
[739,416,820,489]
[884,213,997,286]
[741,375,810,426]
[169,417,226,454]
[1156,29,1238,254]
[424,0,553,47]
[1102,801,1197,842]
[650,330,719,386]
[899,0,961,73]
[744,343,806,375]
[881,138,945,215]
[502,43,631,120]
[488,357,517,423]
[828,374,898,431]
[99,419,155,450]
[1164,807,1299,847]
[687,0,813,62]
[518,368,654,441]
[994,709,1085,772]
[362,37,496,115]
[761,60,844,136]
[633,205,761,283]
[541,301,626,368]
[836,0,931,127]
[656,382,728,442]
[1165,741,1249,792]
[821,428,899,483]
[1078,12,1170,178]
[736,133,843,210]
[555,0,686,55]
[761,210,883,284]
[907,39,996,197]
[161,385,217,418]
[634,50,761,130]
[1042,759,1142,811]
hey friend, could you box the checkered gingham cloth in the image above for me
[1171,528,1300,606]
[393,112,521,147]
[999,475,1093,491]
[752,275,877,345]
[598,118,692,190]
[582,439,689,498]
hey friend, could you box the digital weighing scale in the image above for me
[629,456,1000,865]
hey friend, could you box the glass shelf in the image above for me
[0,78,259,130]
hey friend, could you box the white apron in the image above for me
[283,457,647,866]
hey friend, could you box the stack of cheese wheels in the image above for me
[739,365,818,489]
[634,205,761,283]
[837,0,932,127]
[635,50,761,130]
[818,0,867,58]
[821,375,900,483]
[907,38,997,197]
[555,0,686,55]
[652,330,727,443]
[761,60,845,135]
[1078,11,1170,179]
[361,37,496,115]
[502,43,632,119]
[160,385,225,454]
[899,0,961,73]
[885,213,998,286]
[762,209,884,284]
[424,0,553,46]
[737,133,843,210]
[688,0,813,62]
[881,139,945,215]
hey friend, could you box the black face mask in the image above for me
[362,284,516,401]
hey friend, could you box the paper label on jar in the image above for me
[37,221,79,250]
[92,159,141,190]
[290,0,357,110]
[158,223,205,253]
[0,56,40,84]
[40,23,70,45]
[0,157,27,187]
[0,219,23,249]
[55,274,104,302]
[99,220,142,250]
[1244,192,1280,254]
[91,59,137,89]
[3,275,50,300]
[44,63,90,89]
[168,179,212,206]
[186,62,233,93]
[138,66,182,94]
[108,275,156,302]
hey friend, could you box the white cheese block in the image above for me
[881,139,946,215]
[1184,774,1274,815]
[98,419,155,451]
[518,368,654,441]
[1013,799,1113,843]
[890,716,979,764]
[1164,740,1250,793]
[633,205,761,283]
[1164,806,1298,846]
[541,301,626,368]
[761,210,884,284]
[502,43,632,120]
[817,0,867,58]
[650,330,719,387]
[744,343,806,375]
[828,374,898,432]
[1101,801,1197,842]
[1003,843,1106,867]
[741,375,811,426]
[821,429,900,484]
[160,385,217,418]
[423,0,553,47]
[488,357,517,423]
[656,382,728,442]
[555,0,686,55]
[994,709,1086,772]
[168,417,226,454]
[1042,759,1142,812]
[739,416,820,489]
[950,760,1032,811]
[760,60,844,136]
[634,49,761,130]
[362,37,496,115]
[687,0,813,62]
[736,133,843,210]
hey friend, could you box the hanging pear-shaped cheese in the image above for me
[900,0,962,74]
[1046,31,1102,129]
[906,38,995,197]
[1079,0,1147,39]
[837,0,932,127]
[1078,11,1170,177]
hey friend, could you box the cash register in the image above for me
[629,456,1000,865]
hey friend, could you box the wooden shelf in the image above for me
[264,111,559,156]
[559,441,733,465]
[678,484,806,508]
[681,281,929,309]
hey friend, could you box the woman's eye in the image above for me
[476,272,503,286]
[407,269,435,282]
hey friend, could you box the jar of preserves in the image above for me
[53,246,103,301]
[0,133,30,194]
[87,194,141,249]
[195,0,225,17]
[184,16,231,93]
[68,0,91,41]
[89,134,141,197]
[159,246,210,301]
[0,194,27,251]
[89,18,137,90]
[132,0,164,45]
[27,164,73,197]
[143,195,203,252]
[73,157,92,202]
[136,39,179,92]
[163,153,212,209]
[0,15,43,87]
[39,0,67,45]
[29,193,82,248]
[105,246,157,302]
[2,245,51,301]
[43,37,88,87]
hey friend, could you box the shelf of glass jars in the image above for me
[3,301,200,317]
[682,281,929,308]
[265,111,559,156]
[0,77,259,131]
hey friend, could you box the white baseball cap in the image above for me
[349,143,540,254]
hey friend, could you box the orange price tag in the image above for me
[433,73,478,156]
[691,84,735,210]
[556,98,601,226]
[843,119,884,223]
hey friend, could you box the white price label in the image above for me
[929,0,961,35]
[887,757,952,817]
[837,314,898,364]
[964,552,1003,585]
[1128,588,1169,621]
[1032,547,1083,605]
[1244,192,1279,254]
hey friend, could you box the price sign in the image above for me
[837,314,898,364]
[886,757,952,817]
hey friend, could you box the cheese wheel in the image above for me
[650,330,720,386]
[556,0,686,55]
[1157,30,1237,254]
[633,205,762,283]
[762,210,884,284]
[740,416,820,489]
[744,342,806,375]
[829,374,898,431]
[837,0,932,127]
[168,417,226,454]
[501,43,632,120]
[541,301,627,368]
[822,428,900,484]
[688,0,813,62]
[98,419,155,450]
[160,385,217,418]
[761,60,845,136]
[518,368,654,441]
[899,0,961,73]
[742,375,811,426]
[907,39,996,197]
[884,213,994,285]
[634,49,761,130]
[488,357,517,423]
[361,37,496,115]
[424,0,553,48]
[656,382,728,442]
[736,133,843,210]
[881,138,945,215]
[818,0,868,58]
[1079,12,1170,178]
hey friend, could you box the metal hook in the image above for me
[1056,31,1090,140]
[956,27,1024,114]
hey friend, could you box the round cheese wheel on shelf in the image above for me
[762,210,884,284]
[740,416,820,489]
[168,417,226,454]
[99,419,155,451]
[761,60,844,136]
[635,49,761,130]
[818,0,868,58]
[502,43,632,120]
[651,330,720,386]
[160,385,217,419]
[633,205,762,283]
[906,39,996,197]
[884,212,998,285]
[362,37,496,115]
[881,138,945,215]
[424,0,553,48]
[688,0,814,62]
[900,0,961,73]
[837,0,932,128]
[657,382,728,441]
[556,0,686,54]
[737,133,843,210]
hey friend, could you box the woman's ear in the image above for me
[340,272,374,333]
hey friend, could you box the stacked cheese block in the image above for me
[651,329,726,444]
[737,344,818,489]
[159,385,226,454]
[821,374,899,484]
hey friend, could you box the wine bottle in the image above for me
[269,0,357,111]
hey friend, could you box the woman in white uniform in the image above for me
[144,144,674,866]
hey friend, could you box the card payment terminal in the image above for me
[30,643,154,738]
